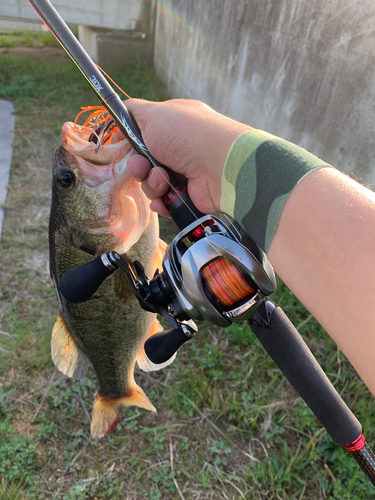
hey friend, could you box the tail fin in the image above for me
[91,384,156,438]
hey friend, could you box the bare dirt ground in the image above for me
[0,45,68,64]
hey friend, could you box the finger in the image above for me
[150,198,172,218]
[127,154,152,181]
[141,167,170,200]
[126,98,151,127]
[126,98,150,109]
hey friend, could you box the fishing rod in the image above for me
[27,0,202,230]
[28,0,375,487]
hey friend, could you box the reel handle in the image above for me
[58,254,198,365]
[144,321,197,365]
[58,255,115,303]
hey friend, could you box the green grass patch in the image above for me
[0,28,70,48]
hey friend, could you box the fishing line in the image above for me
[74,104,251,306]
[76,108,250,305]
[201,258,254,307]
[27,0,203,232]
[28,0,260,308]
[95,64,131,100]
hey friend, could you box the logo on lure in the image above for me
[90,75,103,92]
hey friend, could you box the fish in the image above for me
[49,108,171,438]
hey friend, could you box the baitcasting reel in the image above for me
[59,214,277,364]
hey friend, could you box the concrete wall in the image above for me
[1,0,156,69]
[154,0,375,187]
[1,0,145,30]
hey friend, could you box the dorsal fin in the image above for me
[51,313,90,380]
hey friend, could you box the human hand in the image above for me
[126,99,249,217]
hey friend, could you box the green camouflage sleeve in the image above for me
[220,129,331,254]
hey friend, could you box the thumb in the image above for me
[126,98,153,129]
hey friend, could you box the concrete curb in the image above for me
[0,99,16,241]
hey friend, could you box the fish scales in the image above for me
[49,116,171,438]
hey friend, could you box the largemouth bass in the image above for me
[49,113,170,438]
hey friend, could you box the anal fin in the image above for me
[51,312,90,380]
[137,348,177,372]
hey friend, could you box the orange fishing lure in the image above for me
[73,66,131,148]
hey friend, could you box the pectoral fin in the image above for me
[136,316,177,372]
[114,267,134,301]
[51,313,90,380]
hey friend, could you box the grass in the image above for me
[0,33,374,499]
[0,28,70,49]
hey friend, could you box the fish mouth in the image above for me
[61,121,134,187]
[60,121,151,255]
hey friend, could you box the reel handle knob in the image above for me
[59,255,116,303]
[144,321,197,364]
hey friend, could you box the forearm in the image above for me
[221,130,375,395]
[269,167,375,395]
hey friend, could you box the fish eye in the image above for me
[58,170,75,188]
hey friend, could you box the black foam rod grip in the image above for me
[59,255,115,303]
[144,327,192,365]
[249,305,362,446]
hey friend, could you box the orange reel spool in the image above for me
[201,257,254,307]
